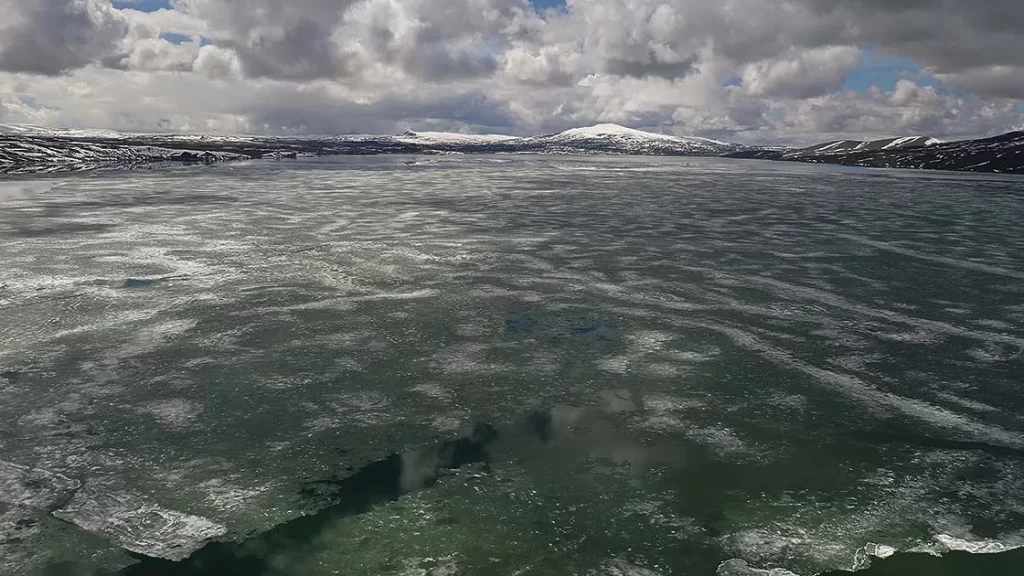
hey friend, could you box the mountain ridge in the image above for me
[726,132,1024,174]
[1,123,1022,175]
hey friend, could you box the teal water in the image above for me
[1,156,1023,575]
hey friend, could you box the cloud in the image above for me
[193,44,240,79]
[0,0,128,75]
[803,0,1024,72]
[741,47,863,99]
[120,7,210,38]
[933,66,1024,101]
[174,0,357,80]
[118,37,198,71]
[0,0,1021,141]
[769,79,1020,142]
[566,0,701,79]
[503,44,581,86]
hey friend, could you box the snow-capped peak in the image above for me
[554,123,728,146]
[559,123,679,140]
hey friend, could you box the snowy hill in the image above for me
[799,136,942,155]
[2,122,1021,175]
[0,135,248,174]
[0,123,130,140]
[727,132,1023,174]
[387,124,736,155]
[395,129,517,145]
[553,123,727,145]
[532,124,735,155]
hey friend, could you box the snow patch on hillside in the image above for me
[396,130,517,144]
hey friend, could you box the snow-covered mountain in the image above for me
[385,124,737,155]
[527,124,736,155]
[2,122,1022,175]
[727,132,1024,174]
[0,123,131,140]
[559,124,694,141]
[797,136,942,155]
[544,123,727,148]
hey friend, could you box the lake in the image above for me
[1,156,1023,575]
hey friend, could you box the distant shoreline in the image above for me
[2,124,1022,176]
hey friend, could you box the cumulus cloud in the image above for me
[177,0,358,80]
[570,0,699,79]
[0,0,1021,141]
[120,7,210,39]
[770,80,1020,142]
[804,0,1024,74]
[120,38,198,72]
[934,66,1024,101]
[503,44,581,86]
[742,47,863,99]
[193,44,241,80]
[0,0,128,75]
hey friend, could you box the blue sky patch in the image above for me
[118,1,569,15]
[531,0,568,13]
[720,47,943,96]
[160,32,212,46]
[112,0,171,11]
[842,47,938,93]
[722,76,742,88]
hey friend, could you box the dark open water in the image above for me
[1,156,1023,576]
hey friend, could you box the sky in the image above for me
[0,0,1022,144]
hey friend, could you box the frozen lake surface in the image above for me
[2,156,1023,575]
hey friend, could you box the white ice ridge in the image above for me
[1,460,81,544]
[716,558,801,576]
[933,533,1024,555]
[53,490,227,561]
